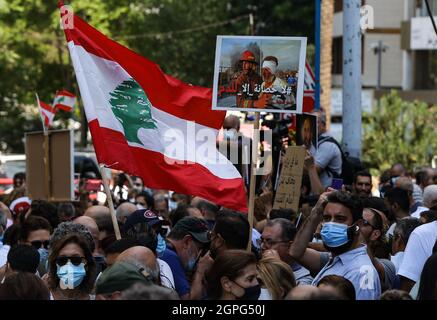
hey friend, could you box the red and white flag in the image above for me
[53,90,76,112]
[59,3,247,212]
[37,93,55,129]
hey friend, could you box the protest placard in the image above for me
[273,146,306,213]
[25,129,74,201]
[212,36,307,114]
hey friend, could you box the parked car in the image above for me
[0,152,102,195]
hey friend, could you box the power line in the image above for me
[112,14,250,40]
[424,0,437,36]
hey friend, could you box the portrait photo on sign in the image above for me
[212,36,307,114]
[295,113,317,155]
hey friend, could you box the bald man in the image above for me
[74,215,107,274]
[84,205,110,220]
[84,205,116,242]
[116,202,137,224]
[74,216,100,253]
[116,247,159,284]
[117,246,175,290]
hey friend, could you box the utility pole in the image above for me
[315,0,321,111]
[342,0,362,159]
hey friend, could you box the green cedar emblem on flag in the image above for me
[109,78,157,146]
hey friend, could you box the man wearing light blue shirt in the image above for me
[289,190,381,300]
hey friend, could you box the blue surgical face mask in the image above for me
[57,262,86,289]
[156,233,167,254]
[320,222,350,248]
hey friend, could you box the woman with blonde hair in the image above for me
[257,256,296,300]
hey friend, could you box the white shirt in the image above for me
[0,244,10,268]
[390,251,404,274]
[411,206,429,219]
[398,221,437,282]
[157,258,175,290]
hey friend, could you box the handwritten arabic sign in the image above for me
[273,146,305,213]
[212,36,307,114]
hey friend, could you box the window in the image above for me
[332,37,343,74]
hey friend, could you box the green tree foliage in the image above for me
[363,91,437,175]
[0,0,315,153]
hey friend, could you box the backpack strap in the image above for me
[317,135,344,177]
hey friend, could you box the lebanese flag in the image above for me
[37,94,55,127]
[59,3,247,212]
[53,90,76,112]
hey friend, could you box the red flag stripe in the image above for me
[88,119,248,212]
[56,90,76,97]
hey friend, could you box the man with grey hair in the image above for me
[423,184,437,210]
[116,202,137,224]
[395,177,428,218]
[313,112,342,188]
[260,218,313,285]
[391,218,421,273]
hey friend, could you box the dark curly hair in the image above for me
[47,233,96,294]
[327,191,363,223]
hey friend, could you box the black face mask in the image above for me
[235,283,261,300]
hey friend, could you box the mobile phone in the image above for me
[331,178,343,190]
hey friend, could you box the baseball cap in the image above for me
[122,209,163,234]
[95,262,152,295]
[172,217,210,244]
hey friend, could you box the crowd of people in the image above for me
[0,113,436,301]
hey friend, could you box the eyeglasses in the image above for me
[56,256,86,266]
[30,240,50,249]
[256,237,289,248]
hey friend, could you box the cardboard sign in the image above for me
[273,146,306,213]
[212,36,307,114]
[25,129,74,201]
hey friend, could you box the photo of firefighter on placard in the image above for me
[212,36,307,114]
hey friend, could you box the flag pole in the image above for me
[36,93,51,200]
[36,93,47,135]
[99,164,122,240]
[247,112,260,252]
[246,12,257,252]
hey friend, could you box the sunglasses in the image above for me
[30,240,50,250]
[56,256,86,266]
